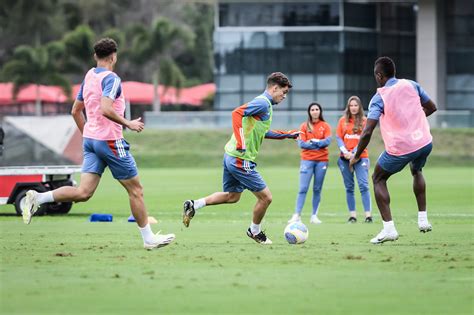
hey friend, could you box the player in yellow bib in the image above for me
[183,72,299,244]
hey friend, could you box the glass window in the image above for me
[292,92,315,110]
[315,92,340,109]
[243,74,265,91]
[216,93,242,109]
[316,74,340,91]
[219,2,340,27]
[291,75,314,91]
[344,2,376,28]
[217,75,241,92]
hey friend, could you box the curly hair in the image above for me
[94,38,118,59]
[266,72,293,88]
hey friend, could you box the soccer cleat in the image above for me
[22,190,40,225]
[370,229,399,244]
[365,216,373,223]
[182,200,195,227]
[347,216,357,223]
[419,222,432,233]
[288,213,301,223]
[309,215,322,224]
[143,232,176,250]
[246,228,272,245]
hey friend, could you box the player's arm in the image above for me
[311,124,332,148]
[265,129,301,140]
[71,99,86,134]
[410,80,437,117]
[352,118,377,161]
[421,99,437,117]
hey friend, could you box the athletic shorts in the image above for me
[377,142,432,174]
[82,137,138,180]
[222,153,266,193]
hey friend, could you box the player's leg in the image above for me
[247,187,272,244]
[354,158,372,223]
[183,154,243,227]
[289,160,313,223]
[338,157,356,223]
[310,161,328,224]
[21,138,105,224]
[410,143,433,232]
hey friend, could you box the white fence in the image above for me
[144,110,473,129]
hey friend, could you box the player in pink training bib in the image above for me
[350,57,437,244]
[19,38,175,250]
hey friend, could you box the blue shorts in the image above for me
[82,137,138,180]
[222,153,266,193]
[377,142,433,174]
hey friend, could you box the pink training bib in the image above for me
[377,79,432,156]
[82,68,126,140]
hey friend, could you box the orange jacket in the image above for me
[299,120,332,161]
[336,116,369,158]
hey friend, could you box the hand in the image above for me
[309,138,320,144]
[127,117,144,132]
[343,152,353,160]
[288,130,303,139]
[349,156,360,173]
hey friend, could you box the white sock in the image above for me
[139,224,155,243]
[382,220,396,233]
[250,222,261,235]
[37,191,54,205]
[193,198,206,210]
[418,211,428,223]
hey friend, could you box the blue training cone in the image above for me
[89,214,113,222]
[127,214,136,222]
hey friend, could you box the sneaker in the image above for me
[288,213,301,223]
[22,190,40,225]
[419,222,432,233]
[347,216,357,223]
[246,228,272,245]
[182,200,195,227]
[309,215,322,224]
[370,229,399,244]
[365,216,373,223]
[144,232,176,250]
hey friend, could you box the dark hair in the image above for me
[266,72,293,88]
[375,56,396,78]
[307,102,324,132]
[94,38,118,59]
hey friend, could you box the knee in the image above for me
[299,186,309,194]
[359,182,369,193]
[77,189,94,202]
[128,184,144,200]
[227,193,241,203]
[259,194,272,206]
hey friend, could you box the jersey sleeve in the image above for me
[298,123,308,141]
[76,81,84,101]
[367,93,384,121]
[101,74,122,100]
[408,80,431,104]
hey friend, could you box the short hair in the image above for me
[94,38,118,59]
[267,72,293,88]
[375,56,396,78]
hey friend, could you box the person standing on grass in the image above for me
[350,56,437,244]
[288,102,332,225]
[336,96,372,224]
[182,72,300,245]
[20,38,175,250]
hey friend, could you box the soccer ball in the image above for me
[284,221,309,244]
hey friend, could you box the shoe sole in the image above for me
[246,231,273,245]
[144,236,176,250]
[370,236,399,244]
[22,191,38,225]
[419,227,432,233]
[182,201,194,228]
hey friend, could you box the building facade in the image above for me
[213,0,473,113]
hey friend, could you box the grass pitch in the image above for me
[0,167,473,315]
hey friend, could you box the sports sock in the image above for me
[37,191,54,205]
[193,198,206,210]
[250,222,261,235]
[382,220,396,233]
[418,211,428,224]
[139,224,155,243]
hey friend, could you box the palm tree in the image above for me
[2,42,71,116]
[128,17,194,112]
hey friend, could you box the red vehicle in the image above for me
[0,166,81,215]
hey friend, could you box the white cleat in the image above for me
[370,229,399,244]
[288,213,301,223]
[419,222,432,233]
[22,190,40,225]
[310,215,322,224]
[144,232,176,250]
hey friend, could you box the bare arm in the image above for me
[349,118,378,171]
[421,99,437,117]
[100,97,144,132]
[71,99,86,134]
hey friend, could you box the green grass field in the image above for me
[1,166,473,315]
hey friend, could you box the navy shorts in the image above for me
[82,137,138,180]
[377,142,432,174]
[222,153,266,193]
